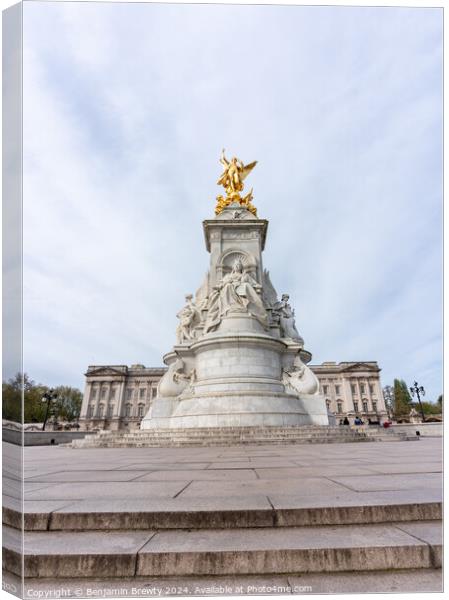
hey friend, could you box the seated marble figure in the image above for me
[204,259,268,333]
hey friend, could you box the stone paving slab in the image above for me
[24,480,190,501]
[2,496,79,530]
[115,462,212,470]
[25,470,160,483]
[268,490,442,526]
[363,462,442,474]
[2,569,443,597]
[134,469,258,481]
[3,525,155,578]
[178,477,348,498]
[329,472,443,492]
[136,522,437,576]
[48,496,274,530]
[254,466,378,478]
[3,479,59,500]
[394,521,443,546]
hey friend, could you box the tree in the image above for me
[2,373,25,423]
[392,379,412,419]
[437,395,443,410]
[2,373,83,425]
[54,386,83,422]
[418,401,441,416]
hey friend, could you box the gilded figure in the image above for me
[215,149,258,216]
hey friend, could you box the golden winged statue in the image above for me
[215,149,258,216]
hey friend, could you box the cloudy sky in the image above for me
[18,1,442,400]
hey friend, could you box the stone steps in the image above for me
[3,521,442,578]
[71,426,415,448]
[3,493,441,532]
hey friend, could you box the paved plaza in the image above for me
[3,438,443,595]
[5,437,443,511]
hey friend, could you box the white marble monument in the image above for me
[141,152,329,429]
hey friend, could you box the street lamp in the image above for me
[409,381,426,423]
[383,385,394,420]
[41,389,59,431]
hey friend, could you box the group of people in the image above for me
[339,416,365,426]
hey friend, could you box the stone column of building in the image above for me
[342,378,353,416]
[115,379,126,419]
[80,381,92,425]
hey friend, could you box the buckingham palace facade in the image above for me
[79,361,388,431]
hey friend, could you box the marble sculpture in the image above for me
[141,153,329,428]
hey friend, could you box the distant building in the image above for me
[311,361,388,424]
[79,361,388,431]
[79,365,165,431]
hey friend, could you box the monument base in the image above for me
[140,392,329,429]
[141,323,329,430]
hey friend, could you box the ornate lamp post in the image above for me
[383,385,394,420]
[409,381,426,423]
[41,389,59,431]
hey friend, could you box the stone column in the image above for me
[116,379,126,418]
[342,378,353,415]
[93,382,101,416]
[80,381,91,425]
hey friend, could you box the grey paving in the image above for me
[24,481,189,501]
[3,438,442,524]
[2,439,443,589]
[254,466,378,478]
[25,470,159,483]
[364,461,442,474]
[329,472,442,492]
[134,469,258,481]
[179,477,350,498]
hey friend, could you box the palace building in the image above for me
[79,361,388,431]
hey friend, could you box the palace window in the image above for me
[363,400,368,412]
[351,384,356,395]
[322,385,328,394]
[90,388,97,401]
[138,404,145,418]
[335,385,340,395]
[107,405,114,418]
[369,384,374,395]
[337,402,343,414]
[360,383,365,394]
[127,389,133,400]
[353,401,359,412]
[87,405,94,418]
[125,403,132,417]
[372,401,377,413]
[139,388,145,399]
[101,388,107,399]
[98,404,104,418]
[110,388,116,400]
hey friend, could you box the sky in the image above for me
[15,1,442,400]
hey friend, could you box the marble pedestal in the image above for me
[141,315,328,429]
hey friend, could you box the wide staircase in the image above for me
[70,425,417,448]
[3,489,441,587]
